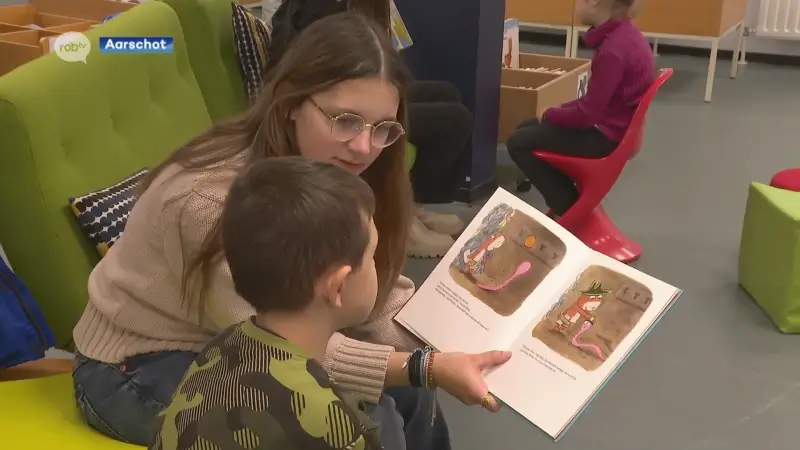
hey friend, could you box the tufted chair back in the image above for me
[0,1,213,346]
[161,0,250,122]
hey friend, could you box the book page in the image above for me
[390,1,413,51]
[395,189,592,354]
[485,251,682,439]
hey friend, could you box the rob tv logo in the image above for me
[53,33,175,63]
[53,32,91,63]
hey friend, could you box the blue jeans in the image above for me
[73,351,451,449]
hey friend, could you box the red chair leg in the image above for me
[567,205,642,263]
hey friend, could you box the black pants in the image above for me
[408,80,473,204]
[507,118,617,215]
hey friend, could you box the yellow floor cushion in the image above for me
[1,373,142,449]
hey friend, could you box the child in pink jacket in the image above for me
[508,0,653,216]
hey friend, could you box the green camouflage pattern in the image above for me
[150,319,382,449]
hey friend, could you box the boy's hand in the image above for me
[433,351,512,412]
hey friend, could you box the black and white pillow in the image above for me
[68,168,148,256]
[232,4,271,104]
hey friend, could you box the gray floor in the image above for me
[405,45,800,450]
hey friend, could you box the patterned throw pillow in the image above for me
[68,168,148,257]
[232,4,271,103]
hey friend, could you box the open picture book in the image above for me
[395,188,683,441]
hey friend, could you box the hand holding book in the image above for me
[394,347,513,413]
[432,350,512,412]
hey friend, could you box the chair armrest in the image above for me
[0,358,73,382]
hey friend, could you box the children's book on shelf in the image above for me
[390,0,413,51]
[394,188,683,441]
[502,18,519,69]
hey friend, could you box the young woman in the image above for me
[268,0,472,259]
[72,12,510,449]
[507,0,653,217]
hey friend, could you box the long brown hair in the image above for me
[139,12,412,311]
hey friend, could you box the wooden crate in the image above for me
[0,4,93,30]
[0,29,58,75]
[0,22,28,34]
[0,23,94,75]
[505,0,574,26]
[0,28,59,45]
[29,0,135,23]
[519,53,589,73]
[498,53,590,142]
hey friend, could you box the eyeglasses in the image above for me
[309,98,405,148]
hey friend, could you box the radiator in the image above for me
[757,0,800,39]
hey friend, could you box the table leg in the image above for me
[565,28,573,57]
[704,38,719,103]
[731,22,745,78]
[652,38,659,56]
[571,29,580,58]
[740,37,748,65]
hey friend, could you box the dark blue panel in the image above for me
[398,0,505,201]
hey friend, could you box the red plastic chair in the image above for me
[533,68,673,263]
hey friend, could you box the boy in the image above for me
[150,157,383,450]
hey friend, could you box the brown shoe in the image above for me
[408,215,455,258]
[416,206,465,236]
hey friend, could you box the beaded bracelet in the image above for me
[424,350,437,390]
[420,351,431,387]
[404,348,424,388]
[404,347,436,388]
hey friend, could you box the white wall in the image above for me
[659,0,800,56]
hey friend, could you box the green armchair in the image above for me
[405,142,417,172]
[160,0,249,122]
[0,1,214,346]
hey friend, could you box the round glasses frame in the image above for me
[309,98,405,149]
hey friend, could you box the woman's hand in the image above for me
[432,351,512,412]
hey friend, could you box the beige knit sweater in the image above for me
[73,162,421,403]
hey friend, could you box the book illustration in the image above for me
[577,70,590,97]
[449,203,566,316]
[502,19,519,69]
[390,0,413,50]
[504,37,513,68]
[477,260,531,291]
[571,320,605,361]
[532,265,654,371]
